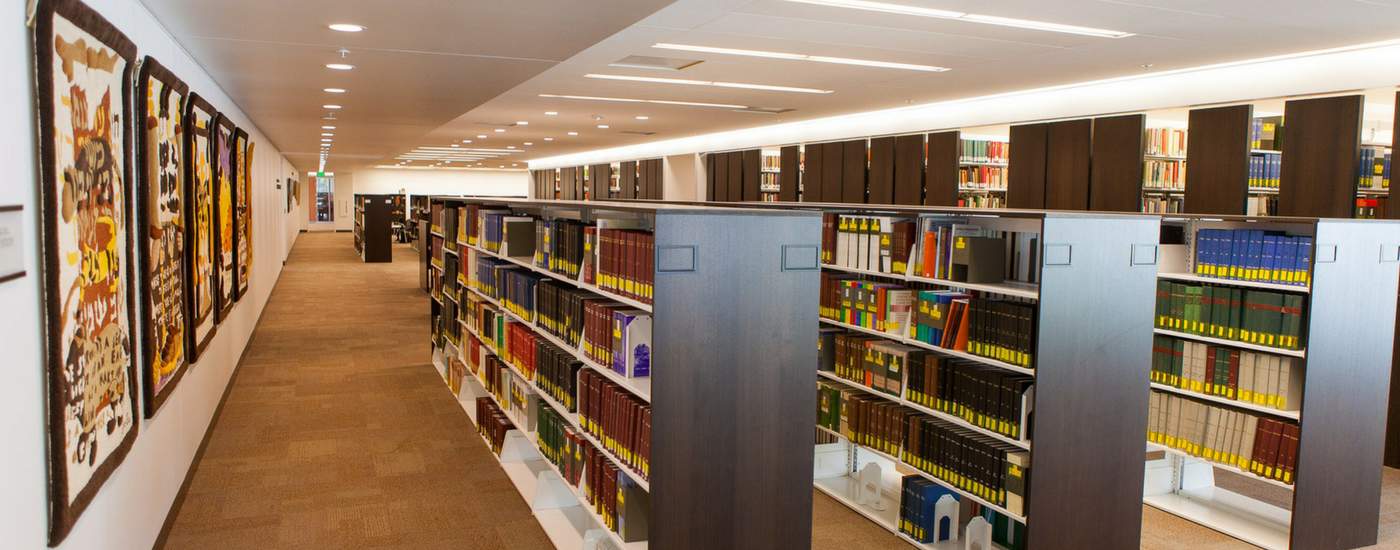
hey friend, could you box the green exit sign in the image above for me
[316,171,326,178]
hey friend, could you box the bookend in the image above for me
[934,494,959,542]
[531,470,578,511]
[498,430,537,463]
[965,516,991,550]
[581,529,610,550]
[856,462,884,510]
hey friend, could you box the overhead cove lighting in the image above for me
[328,23,365,32]
[538,94,747,110]
[783,0,1134,38]
[652,43,949,72]
[584,73,832,94]
[325,63,354,71]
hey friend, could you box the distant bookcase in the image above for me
[807,206,1159,550]
[352,193,395,262]
[426,197,820,550]
[1144,215,1400,550]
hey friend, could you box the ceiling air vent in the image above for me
[732,106,794,115]
[620,130,657,136]
[609,55,702,71]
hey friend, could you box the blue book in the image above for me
[1262,235,1279,283]
[1296,236,1313,285]
[1229,230,1247,280]
[1247,230,1265,281]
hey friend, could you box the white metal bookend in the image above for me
[934,494,960,542]
[531,469,579,511]
[856,462,884,509]
[499,430,539,463]
[965,516,991,550]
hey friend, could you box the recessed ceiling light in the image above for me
[652,43,950,72]
[782,0,1133,38]
[325,63,354,71]
[544,111,558,116]
[507,146,516,149]
[597,124,610,129]
[494,128,506,133]
[323,87,347,93]
[516,121,529,126]
[321,132,334,136]
[328,23,365,32]
[477,134,487,138]
[544,137,554,141]
[585,73,832,94]
[321,138,333,142]
[538,93,748,110]
[451,144,460,148]
[321,125,336,130]
[635,115,650,120]
[524,142,533,146]
[323,104,342,109]
[512,163,519,167]
[462,139,473,143]
[567,131,579,136]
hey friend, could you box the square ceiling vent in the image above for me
[609,55,702,71]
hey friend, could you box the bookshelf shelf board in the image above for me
[818,370,1031,450]
[821,264,1040,300]
[1145,154,1188,161]
[1357,188,1390,196]
[856,439,904,466]
[1250,149,1282,155]
[958,160,1009,167]
[443,248,458,256]
[1142,489,1289,550]
[761,168,781,173]
[1149,383,1300,421]
[1157,272,1309,294]
[813,475,1005,550]
[1141,187,1186,194]
[1152,328,1305,358]
[1247,188,1279,194]
[863,438,1025,522]
[467,284,654,402]
[957,187,1008,193]
[431,294,443,306]
[1146,442,1295,491]
[820,318,1036,377]
[537,439,650,550]
[815,424,844,440]
[467,243,653,313]
[430,231,444,238]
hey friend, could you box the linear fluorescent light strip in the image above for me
[537,94,748,110]
[584,73,833,94]
[652,43,949,72]
[784,0,1133,38]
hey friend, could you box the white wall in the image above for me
[349,168,529,202]
[2,1,299,548]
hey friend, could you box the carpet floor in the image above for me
[161,232,1400,550]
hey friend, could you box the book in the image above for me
[578,368,651,479]
[1154,280,1307,350]
[1147,391,1298,484]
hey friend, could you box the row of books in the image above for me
[825,278,914,335]
[958,195,1005,208]
[536,403,651,542]
[1147,391,1299,485]
[455,203,478,246]
[959,139,1009,164]
[535,337,584,411]
[907,356,1033,440]
[1194,227,1312,289]
[476,397,513,455]
[579,368,652,479]
[825,330,911,396]
[895,477,1028,550]
[1357,196,1390,219]
[1142,195,1183,214]
[1155,281,1306,350]
[835,391,1029,516]
[536,281,589,349]
[534,219,589,280]
[597,229,655,305]
[1143,159,1185,190]
[762,152,781,170]
[498,268,541,323]
[581,301,652,378]
[1144,127,1187,158]
[1359,147,1392,190]
[1151,336,1303,411]
[503,322,538,380]
[1248,152,1281,189]
[821,215,1040,285]
[911,292,1036,369]
[479,211,535,257]
[1250,116,1282,151]
[959,165,1007,188]
[824,215,915,273]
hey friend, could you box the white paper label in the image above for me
[0,208,23,281]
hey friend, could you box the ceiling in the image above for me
[144,0,1400,173]
[139,0,677,174]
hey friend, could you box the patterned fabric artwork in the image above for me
[32,0,139,543]
[212,115,236,317]
[184,94,217,357]
[137,57,190,416]
[237,135,252,296]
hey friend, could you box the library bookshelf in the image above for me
[352,194,396,263]
[426,196,820,550]
[1144,214,1400,550]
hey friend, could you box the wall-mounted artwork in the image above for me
[136,56,191,418]
[184,93,217,359]
[31,0,139,543]
[211,115,236,317]
[237,136,252,296]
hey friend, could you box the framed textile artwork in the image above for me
[31,0,140,543]
[136,56,191,417]
[237,136,252,297]
[211,114,236,318]
[183,93,217,359]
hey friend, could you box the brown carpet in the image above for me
[163,232,1400,550]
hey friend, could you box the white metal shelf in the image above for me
[820,318,1036,377]
[1146,442,1295,491]
[821,264,1040,300]
[814,474,1008,550]
[836,429,1027,522]
[1149,383,1300,421]
[1157,272,1309,294]
[1143,489,1289,550]
[817,370,1030,450]
[1152,328,1305,358]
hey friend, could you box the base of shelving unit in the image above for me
[1144,489,1290,550]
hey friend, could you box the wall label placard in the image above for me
[0,205,24,283]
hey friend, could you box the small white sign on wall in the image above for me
[0,206,24,283]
